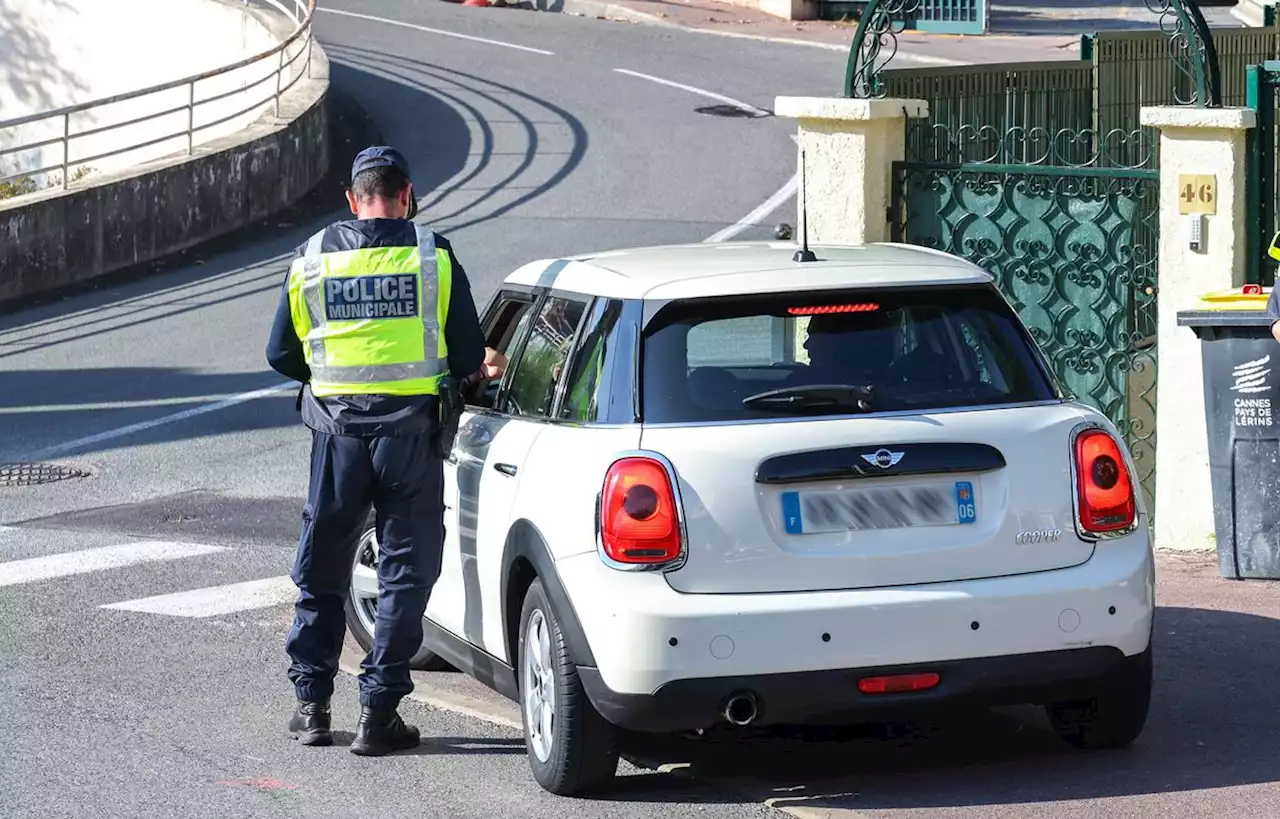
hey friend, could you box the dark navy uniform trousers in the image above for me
[285,429,445,710]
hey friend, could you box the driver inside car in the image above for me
[790,310,899,387]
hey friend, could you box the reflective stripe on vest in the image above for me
[288,224,452,397]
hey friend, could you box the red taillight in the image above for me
[857,673,940,695]
[785,303,880,316]
[600,456,683,567]
[1074,428,1136,535]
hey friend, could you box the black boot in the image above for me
[350,706,420,756]
[288,699,333,746]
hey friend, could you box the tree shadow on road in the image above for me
[619,603,1280,811]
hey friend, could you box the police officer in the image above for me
[265,146,507,756]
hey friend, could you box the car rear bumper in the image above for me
[577,644,1137,733]
[555,524,1154,720]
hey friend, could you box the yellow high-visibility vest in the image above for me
[286,224,453,397]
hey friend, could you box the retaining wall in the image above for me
[0,31,329,306]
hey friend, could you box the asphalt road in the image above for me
[0,3,837,818]
[2,3,1280,819]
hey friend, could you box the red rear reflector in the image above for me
[857,673,940,695]
[1073,428,1137,535]
[786,303,880,316]
[599,456,684,566]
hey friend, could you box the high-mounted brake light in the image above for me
[786,303,880,316]
[599,456,684,568]
[1073,428,1137,537]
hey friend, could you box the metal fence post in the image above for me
[61,113,69,189]
[275,49,284,117]
[187,81,195,155]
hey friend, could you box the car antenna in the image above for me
[793,147,817,263]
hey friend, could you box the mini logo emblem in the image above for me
[861,448,905,469]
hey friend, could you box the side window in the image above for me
[503,295,587,419]
[466,293,534,409]
[485,295,535,355]
[559,299,622,423]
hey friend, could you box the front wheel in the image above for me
[343,513,452,672]
[1046,645,1152,749]
[518,579,619,795]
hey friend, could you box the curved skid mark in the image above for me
[331,44,588,235]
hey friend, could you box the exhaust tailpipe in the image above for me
[723,692,759,726]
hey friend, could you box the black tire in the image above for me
[343,510,453,672]
[1045,644,1153,749]
[517,579,619,796]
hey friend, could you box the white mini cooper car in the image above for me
[345,240,1155,796]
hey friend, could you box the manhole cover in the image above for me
[695,104,771,119]
[0,463,92,487]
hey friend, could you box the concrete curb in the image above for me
[338,642,524,730]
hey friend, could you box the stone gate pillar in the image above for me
[774,97,929,244]
[1141,106,1257,551]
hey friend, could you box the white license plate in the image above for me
[781,481,977,535]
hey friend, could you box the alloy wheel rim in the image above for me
[350,528,380,638]
[523,609,556,763]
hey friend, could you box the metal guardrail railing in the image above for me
[0,0,317,190]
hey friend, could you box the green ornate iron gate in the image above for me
[844,0,1225,520]
[1247,59,1280,287]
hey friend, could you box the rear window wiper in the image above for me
[741,384,876,413]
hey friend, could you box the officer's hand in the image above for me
[481,347,508,380]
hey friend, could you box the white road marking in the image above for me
[679,27,964,65]
[613,68,773,117]
[608,68,794,241]
[704,171,798,242]
[24,381,296,460]
[317,7,555,55]
[101,575,297,618]
[0,393,295,415]
[0,541,226,588]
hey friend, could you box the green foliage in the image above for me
[0,165,94,201]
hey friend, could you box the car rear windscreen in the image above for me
[639,284,1059,424]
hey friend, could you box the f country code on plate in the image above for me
[325,275,420,321]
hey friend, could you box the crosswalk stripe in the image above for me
[99,575,297,617]
[0,541,226,588]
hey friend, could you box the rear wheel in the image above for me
[343,511,453,672]
[1045,645,1152,749]
[518,579,619,795]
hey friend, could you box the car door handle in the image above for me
[494,463,518,477]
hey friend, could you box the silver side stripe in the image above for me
[301,229,328,368]
[310,361,442,384]
[415,224,441,363]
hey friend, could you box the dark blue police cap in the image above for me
[351,146,412,184]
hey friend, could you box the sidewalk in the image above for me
[548,0,1243,67]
